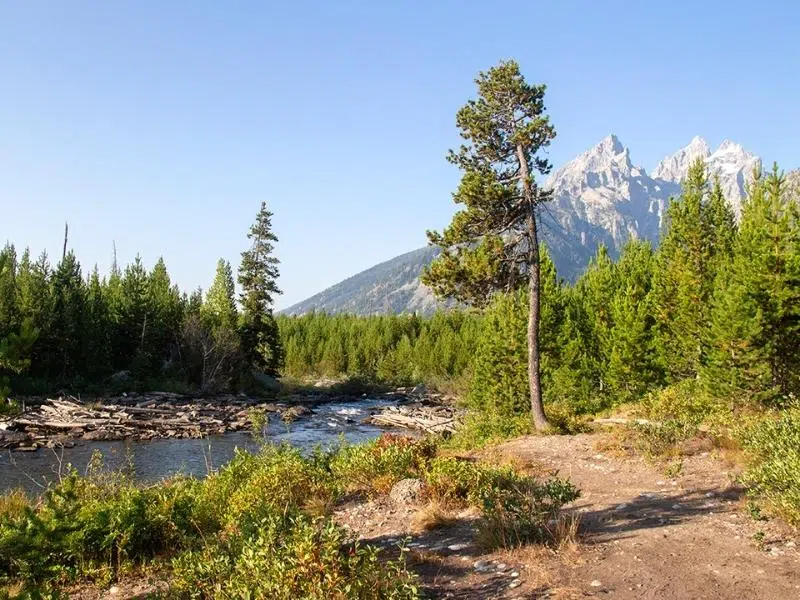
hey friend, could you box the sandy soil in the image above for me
[335,432,800,599]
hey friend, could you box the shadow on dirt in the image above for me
[575,485,744,542]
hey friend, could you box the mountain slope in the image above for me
[282,246,444,316]
[283,136,764,316]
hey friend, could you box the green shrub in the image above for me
[330,435,436,496]
[0,433,578,595]
[624,381,719,458]
[171,511,419,600]
[739,405,800,526]
[444,411,531,450]
[477,475,580,549]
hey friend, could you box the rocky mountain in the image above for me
[282,136,763,316]
[282,246,445,316]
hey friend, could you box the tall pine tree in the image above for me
[422,60,557,429]
[238,202,283,376]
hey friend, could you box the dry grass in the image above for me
[478,446,551,477]
[412,501,459,532]
[592,429,635,459]
[0,581,25,598]
[370,474,398,496]
[0,489,30,518]
[549,512,582,552]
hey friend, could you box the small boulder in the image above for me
[281,405,312,423]
[390,478,425,505]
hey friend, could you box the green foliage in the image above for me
[238,202,284,377]
[330,435,437,496]
[423,59,557,429]
[651,159,736,381]
[201,259,237,332]
[444,412,532,450]
[740,405,800,526]
[170,513,419,600]
[703,165,800,404]
[277,311,481,388]
[422,60,556,308]
[625,381,718,459]
[476,474,579,549]
[0,435,578,596]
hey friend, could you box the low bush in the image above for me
[330,434,436,496]
[444,411,531,450]
[739,405,800,527]
[171,510,419,600]
[621,381,720,459]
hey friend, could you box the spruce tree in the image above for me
[0,244,19,339]
[605,240,660,403]
[120,255,150,370]
[422,60,557,429]
[468,247,561,419]
[703,165,800,402]
[147,257,183,367]
[651,159,736,381]
[203,259,238,331]
[48,251,86,378]
[84,266,111,378]
[238,202,283,376]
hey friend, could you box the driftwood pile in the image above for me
[367,401,461,434]
[0,394,313,451]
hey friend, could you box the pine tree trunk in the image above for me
[527,212,549,430]
[516,142,549,431]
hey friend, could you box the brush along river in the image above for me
[0,397,406,494]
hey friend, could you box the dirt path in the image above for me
[336,432,799,599]
[495,433,799,599]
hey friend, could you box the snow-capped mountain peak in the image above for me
[651,136,711,182]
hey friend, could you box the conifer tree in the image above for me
[0,252,38,396]
[651,159,736,381]
[238,202,283,376]
[49,251,86,378]
[422,60,557,429]
[203,259,238,331]
[147,257,183,367]
[120,255,150,370]
[84,266,111,378]
[574,245,617,390]
[606,240,660,402]
[468,247,561,419]
[704,165,800,402]
[0,244,19,339]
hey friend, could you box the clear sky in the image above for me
[1,1,798,309]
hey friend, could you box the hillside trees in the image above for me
[423,60,557,430]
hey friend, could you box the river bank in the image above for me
[0,384,458,452]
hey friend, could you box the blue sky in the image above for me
[1,1,798,309]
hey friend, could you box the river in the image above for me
[0,397,399,495]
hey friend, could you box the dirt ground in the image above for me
[336,432,800,599]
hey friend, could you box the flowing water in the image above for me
[0,397,400,495]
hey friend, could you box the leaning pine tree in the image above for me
[422,60,556,430]
[238,201,284,377]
